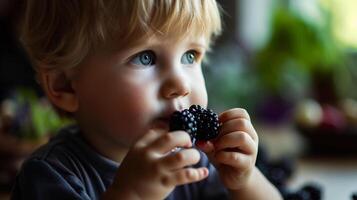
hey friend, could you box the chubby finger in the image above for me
[136,129,166,148]
[214,131,256,155]
[161,148,201,170]
[195,140,216,161]
[161,167,209,186]
[196,140,214,153]
[214,151,251,170]
[150,131,192,154]
[219,118,258,142]
[219,108,250,123]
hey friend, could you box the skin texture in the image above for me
[72,36,209,162]
[40,34,282,199]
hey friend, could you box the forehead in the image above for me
[146,33,208,48]
[105,32,209,54]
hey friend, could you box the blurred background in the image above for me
[1,0,357,199]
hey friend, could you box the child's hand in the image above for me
[197,108,259,190]
[107,130,208,200]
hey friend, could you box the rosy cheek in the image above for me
[191,79,208,106]
[110,84,155,124]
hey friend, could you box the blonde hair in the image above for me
[20,0,222,71]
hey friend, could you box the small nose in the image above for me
[160,68,191,99]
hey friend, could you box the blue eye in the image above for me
[181,50,196,64]
[130,50,156,66]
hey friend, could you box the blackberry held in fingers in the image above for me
[169,109,197,140]
[169,105,220,142]
[193,106,220,141]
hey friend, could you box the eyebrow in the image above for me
[188,41,209,51]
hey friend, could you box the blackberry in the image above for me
[284,191,308,200]
[169,109,197,139]
[283,183,323,200]
[300,183,322,200]
[267,158,295,187]
[189,105,220,141]
[352,192,357,200]
[169,105,220,142]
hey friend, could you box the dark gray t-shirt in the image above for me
[11,125,229,200]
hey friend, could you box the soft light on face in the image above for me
[72,35,209,151]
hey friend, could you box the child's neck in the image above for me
[81,131,129,163]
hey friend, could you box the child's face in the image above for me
[72,34,209,149]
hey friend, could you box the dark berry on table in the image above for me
[284,192,303,200]
[301,183,322,200]
[283,183,323,200]
[189,105,220,141]
[268,167,287,187]
[351,192,357,200]
[169,109,197,139]
[268,158,295,186]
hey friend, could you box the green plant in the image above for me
[1,87,72,140]
[253,5,344,99]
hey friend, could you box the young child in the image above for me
[12,0,282,199]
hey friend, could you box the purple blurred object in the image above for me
[256,95,294,124]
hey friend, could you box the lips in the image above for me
[152,109,179,130]
[151,103,185,131]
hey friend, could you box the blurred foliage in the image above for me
[334,51,357,100]
[253,4,344,98]
[203,44,260,113]
[0,87,73,140]
[252,1,357,103]
[320,0,357,48]
[205,1,357,119]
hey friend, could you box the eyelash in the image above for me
[128,49,203,68]
[129,50,156,67]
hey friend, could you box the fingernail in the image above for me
[203,168,209,176]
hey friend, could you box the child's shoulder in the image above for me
[20,124,119,174]
[12,125,117,199]
[19,124,115,180]
[27,125,81,162]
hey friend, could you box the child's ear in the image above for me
[38,69,78,113]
